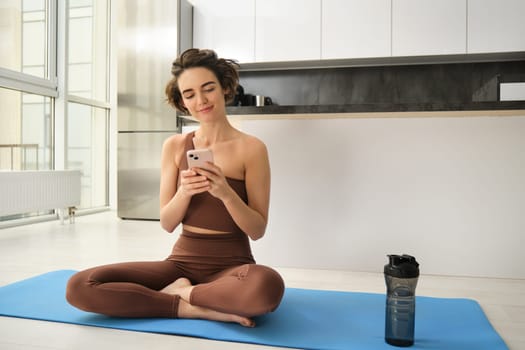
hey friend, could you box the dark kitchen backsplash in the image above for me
[238,60,525,106]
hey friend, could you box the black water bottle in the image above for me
[384,254,420,347]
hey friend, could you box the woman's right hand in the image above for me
[178,169,211,197]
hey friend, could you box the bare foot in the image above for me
[178,299,255,327]
[161,278,254,327]
[160,277,192,296]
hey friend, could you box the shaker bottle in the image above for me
[384,254,420,347]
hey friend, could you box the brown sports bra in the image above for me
[179,132,248,233]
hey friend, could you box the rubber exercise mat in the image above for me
[0,270,508,350]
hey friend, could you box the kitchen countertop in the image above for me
[178,101,525,122]
[225,100,525,115]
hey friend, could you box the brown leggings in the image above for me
[66,231,285,318]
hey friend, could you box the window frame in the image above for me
[0,0,114,225]
[0,0,57,97]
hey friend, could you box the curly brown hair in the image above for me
[165,48,240,114]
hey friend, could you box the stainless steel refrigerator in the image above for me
[117,0,192,220]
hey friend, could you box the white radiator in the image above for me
[0,170,81,218]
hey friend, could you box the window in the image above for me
[68,0,108,101]
[67,102,108,209]
[66,0,110,210]
[0,0,113,224]
[0,0,50,79]
[0,88,53,171]
[0,0,53,173]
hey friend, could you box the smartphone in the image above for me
[186,149,214,169]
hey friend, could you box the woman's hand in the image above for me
[191,162,234,202]
[178,169,211,197]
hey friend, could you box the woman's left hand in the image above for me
[192,162,235,202]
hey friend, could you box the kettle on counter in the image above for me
[230,85,245,106]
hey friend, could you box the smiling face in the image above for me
[178,67,228,122]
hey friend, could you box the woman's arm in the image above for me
[231,138,270,240]
[198,137,270,240]
[159,135,188,233]
[159,135,211,233]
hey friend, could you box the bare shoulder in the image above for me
[162,133,187,167]
[163,133,186,148]
[238,132,268,157]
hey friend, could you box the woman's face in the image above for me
[178,67,227,121]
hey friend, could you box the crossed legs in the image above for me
[162,264,284,327]
[66,260,284,327]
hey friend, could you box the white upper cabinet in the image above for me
[322,0,391,59]
[192,0,255,63]
[191,0,522,65]
[255,0,321,62]
[392,0,467,56]
[467,0,525,53]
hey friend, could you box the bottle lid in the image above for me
[384,254,420,278]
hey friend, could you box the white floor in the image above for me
[0,211,524,350]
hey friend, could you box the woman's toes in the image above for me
[239,317,255,328]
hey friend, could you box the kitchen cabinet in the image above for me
[322,0,391,59]
[191,0,523,66]
[255,0,321,62]
[192,0,255,63]
[392,0,466,56]
[467,0,525,53]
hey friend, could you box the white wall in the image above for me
[239,114,525,279]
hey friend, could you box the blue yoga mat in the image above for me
[0,270,507,350]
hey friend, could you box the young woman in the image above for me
[66,49,285,327]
